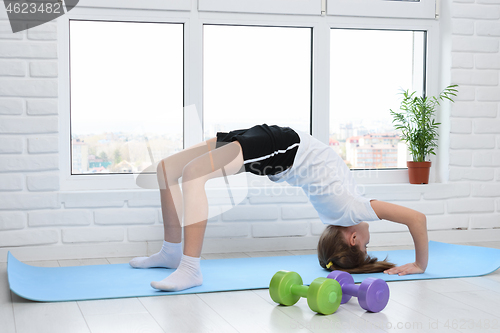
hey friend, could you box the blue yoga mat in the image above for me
[7,241,500,302]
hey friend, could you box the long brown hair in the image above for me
[317,225,395,274]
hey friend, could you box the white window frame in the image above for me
[328,0,437,19]
[198,0,322,16]
[58,1,442,191]
[75,0,191,11]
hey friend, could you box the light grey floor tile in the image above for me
[464,241,500,249]
[288,249,318,256]
[245,250,294,258]
[202,252,251,260]
[23,260,60,267]
[462,276,500,293]
[140,294,238,333]
[325,282,461,333]
[0,263,16,333]
[442,289,500,319]
[388,280,500,333]
[252,288,383,333]
[0,302,16,333]
[368,245,414,252]
[78,297,148,316]
[12,293,90,333]
[486,267,500,278]
[199,290,315,333]
[485,270,500,282]
[403,278,486,293]
[342,298,453,333]
[83,312,164,333]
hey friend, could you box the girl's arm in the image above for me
[370,200,428,275]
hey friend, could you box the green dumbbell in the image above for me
[269,270,342,315]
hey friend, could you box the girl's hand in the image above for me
[383,262,425,276]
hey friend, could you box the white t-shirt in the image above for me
[268,128,380,227]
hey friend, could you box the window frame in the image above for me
[327,0,437,19]
[76,0,192,11]
[198,0,322,16]
[58,7,193,191]
[58,4,442,191]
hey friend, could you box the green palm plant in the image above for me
[390,85,458,163]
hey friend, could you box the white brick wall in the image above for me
[446,0,500,243]
[1,2,500,262]
[28,137,58,153]
[63,227,124,243]
[475,54,500,68]
[0,212,25,231]
[0,174,23,191]
[451,101,497,117]
[0,99,24,115]
[26,99,57,115]
[28,210,92,227]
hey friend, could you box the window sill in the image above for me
[60,168,418,191]
[352,168,409,185]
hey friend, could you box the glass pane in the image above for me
[330,29,425,169]
[70,20,183,174]
[203,25,311,139]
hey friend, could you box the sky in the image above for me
[70,20,183,136]
[330,29,423,125]
[70,21,424,138]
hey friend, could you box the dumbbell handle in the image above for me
[342,284,360,297]
[291,284,339,304]
[291,284,309,298]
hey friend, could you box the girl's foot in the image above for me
[129,240,182,269]
[150,254,202,291]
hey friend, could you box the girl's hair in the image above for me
[317,225,395,274]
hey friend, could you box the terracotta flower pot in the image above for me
[407,161,431,184]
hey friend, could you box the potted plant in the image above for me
[390,84,458,184]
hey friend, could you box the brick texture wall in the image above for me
[0,1,499,261]
[447,0,500,231]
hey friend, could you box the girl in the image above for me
[130,124,428,292]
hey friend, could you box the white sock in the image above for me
[150,254,203,292]
[129,240,182,269]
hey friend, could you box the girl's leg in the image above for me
[181,140,245,257]
[151,140,245,291]
[157,137,218,243]
[129,137,218,269]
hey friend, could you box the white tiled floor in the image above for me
[2,242,500,333]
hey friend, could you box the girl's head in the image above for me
[317,222,395,273]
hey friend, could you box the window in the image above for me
[330,29,426,170]
[69,20,183,175]
[203,25,312,139]
[60,2,440,189]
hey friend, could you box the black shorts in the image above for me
[216,124,300,176]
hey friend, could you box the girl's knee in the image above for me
[156,158,180,185]
[156,159,167,179]
[181,161,211,186]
